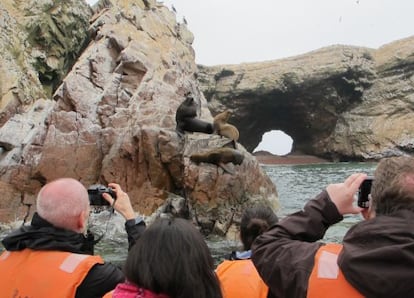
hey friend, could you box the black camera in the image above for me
[357,177,374,208]
[87,184,116,206]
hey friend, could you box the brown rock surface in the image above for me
[0,0,91,126]
[0,0,277,236]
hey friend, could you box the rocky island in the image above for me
[0,0,413,237]
[0,0,277,236]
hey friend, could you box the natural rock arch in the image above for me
[198,39,414,161]
[254,130,293,155]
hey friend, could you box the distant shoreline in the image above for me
[255,153,330,165]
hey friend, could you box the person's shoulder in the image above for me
[221,251,238,260]
[76,262,124,298]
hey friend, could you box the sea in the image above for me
[0,162,377,266]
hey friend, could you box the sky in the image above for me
[86,0,414,154]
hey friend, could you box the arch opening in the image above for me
[253,130,293,156]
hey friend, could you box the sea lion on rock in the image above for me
[190,147,244,174]
[213,110,239,148]
[175,94,214,136]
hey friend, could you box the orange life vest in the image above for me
[0,248,104,298]
[216,259,268,298]
[103,290,114,298]
[307,244,364,298]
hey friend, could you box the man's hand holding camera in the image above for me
[326,173,367,216]
[102,183,135,221]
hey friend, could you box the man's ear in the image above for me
[361,201,375,220]
[77,210,88,233]
[367,205,376,219]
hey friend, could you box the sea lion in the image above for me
[190,147,244,174]
[175,94,214,136]
[213,110,239,148]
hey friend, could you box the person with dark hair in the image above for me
[111,216,223,298]
[216,205,278,298]
[0,178,145,298]
[252,156,414,298]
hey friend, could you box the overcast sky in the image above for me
[86,0,414,154]
[162,0,414,65]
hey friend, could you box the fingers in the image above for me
[108,183,127,202]
[327,173,369,216]
[344,173,367,190]
[108,183,122,195]
[102,192,115,205]
[106,183,135,220]
[102,183,121,206]
[348,205,364,215]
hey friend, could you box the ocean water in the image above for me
[0,162,377,266]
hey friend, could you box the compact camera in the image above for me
[357,177,374,208]
[87,184,116,206]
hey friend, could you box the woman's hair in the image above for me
[371,156,414,214]
[124,217,223,298]
[240,205,279,250]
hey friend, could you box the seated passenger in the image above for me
[111,216,223,298]
[216,205,278,298]
[252,156,414,297]
[0,179,145,298]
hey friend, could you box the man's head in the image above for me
[36,178,90,233]
[370,156,414,215]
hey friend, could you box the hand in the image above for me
[326,173,367,216]
[102,183,135,220]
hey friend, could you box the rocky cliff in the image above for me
[0,0,277,236]
[199,38,414,161]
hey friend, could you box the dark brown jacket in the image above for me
[252,191,414,298]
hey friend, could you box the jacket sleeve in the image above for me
[125,217,146,250]
[251,190,343,298]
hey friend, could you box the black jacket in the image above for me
[2,212,146,298]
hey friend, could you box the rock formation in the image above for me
[0,0,91,126]
[0,0,277,236]
[198,38,414,161]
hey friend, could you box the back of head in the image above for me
[124,217,222,298]
[36,178,89,232]
[371,156,414,215]
[240,205,278,251]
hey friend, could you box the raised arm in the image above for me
[251,173,366,298]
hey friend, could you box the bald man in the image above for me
[0,178,145,298]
